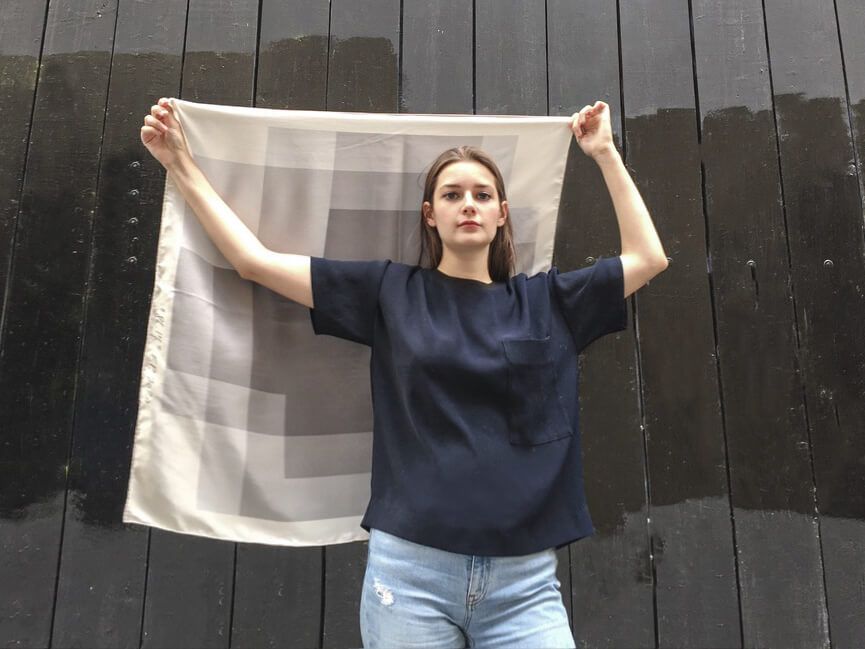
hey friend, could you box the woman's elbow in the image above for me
[234,253,263,282]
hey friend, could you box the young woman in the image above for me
[141,98,667,648]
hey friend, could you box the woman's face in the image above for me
[422,161,508,255]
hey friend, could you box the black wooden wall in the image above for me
[1,0,864,647]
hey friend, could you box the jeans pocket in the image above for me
[502,338,573,445]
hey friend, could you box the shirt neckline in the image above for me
[432,268,504,290]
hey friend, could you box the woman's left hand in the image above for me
[570,101,615,159]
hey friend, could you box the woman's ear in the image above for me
[423,201,435,227]
[498,200,508,226]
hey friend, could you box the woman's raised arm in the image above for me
[571,101,668,298]
[140,98,313,308]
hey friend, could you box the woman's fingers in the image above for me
[144,114,168,133]
[571,101,610,140]
[140,124,161,146]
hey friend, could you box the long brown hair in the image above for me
[419,146,515,282]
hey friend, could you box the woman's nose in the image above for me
[463,193,476,210]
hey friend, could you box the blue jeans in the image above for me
[360,529,576,648]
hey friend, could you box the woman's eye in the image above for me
[443,192,458,199]
[477,192,492,200]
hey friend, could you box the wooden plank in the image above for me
[401,0,472,114]
[0,0,46,315]
[475,0,546,115]
[691,1,830,646]
[142,532,236,648]
[326,0,399,114]
[618,0,741,646]
[255,0,329,110]
[140,1,259,647]
[47,1,188,647]
[182,0,258,107]
[547,1,654,646]
[0,1,118,646]
[226,2,330,647]
[231,544,323,649]
[836,1,865,238]
[322,1,399,646]
[763,1,865,646]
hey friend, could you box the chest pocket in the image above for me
[502,337,573,445]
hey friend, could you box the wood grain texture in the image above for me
[691,1,830,646]
[836,0,865,209]
[0,1,118,646]
[0,0,862,645]
[548,1,654,646]
[326,0,399,113]
[763,1,865,646]
[0,0,46,318]
[475,0,547,115]
[401,0,472,114]
[50,1,189,646]
[619,0,740,645]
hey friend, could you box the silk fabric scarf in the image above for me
[124,99,574,546]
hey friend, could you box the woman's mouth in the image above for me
[458,220,480,228]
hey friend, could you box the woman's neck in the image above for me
[436,248,492,284]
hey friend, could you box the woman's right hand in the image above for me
[140,97,191,170]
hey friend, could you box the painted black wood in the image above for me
[231,543,323,648]
[401,0,473,115]
[50,1,188,647]
[0,1,118,646]
[255,0,329,111]
[182,0,259,107]
[837,0,865,206]
[0,0,46,318]
[325,0,399,115]
[475,0,546,116]
[2,0,864,645]
[547,1,654,646]
[226,2,330,647]
[322,2,399,646]
[691,1,830,647]
[139,2,259,647]
[619,0,741,646]
[763,1,865,646]
[142,532,235,648]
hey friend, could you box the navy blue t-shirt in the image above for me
[310,257,627,556]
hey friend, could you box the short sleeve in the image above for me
[550,256,628,353]
[309,257,390,346]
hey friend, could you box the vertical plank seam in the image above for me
[615,1,657,646]
[320,4,334,644]
[228,543,239,647]
[686,1,745,646]
[252,0,263,107]
[0,0,52,365]
[48,1,123,645]
[832,0,865,227]
[178,0,192,101]
[319,547,327,648]
[472,0,477,114]
[138,528,153,649]
[397,0,404,112]
[543,0,550,115]
[324,0,333,111]
[759,0,833,645]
